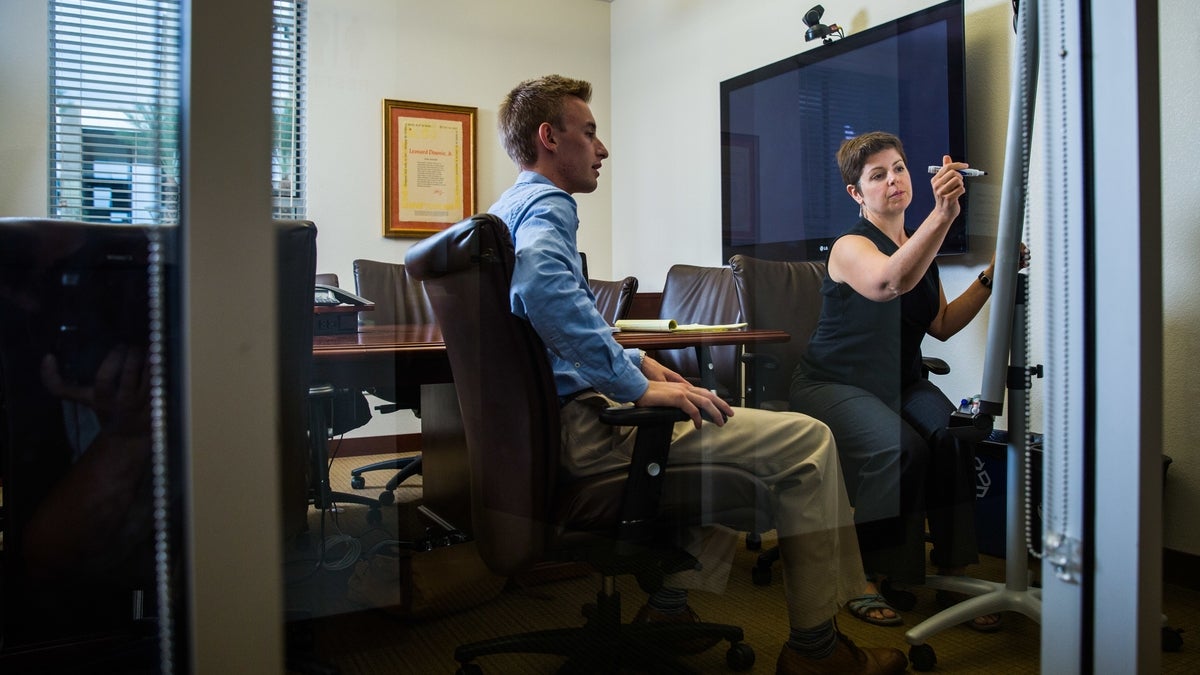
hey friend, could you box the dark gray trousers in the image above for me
[790,376,978,584]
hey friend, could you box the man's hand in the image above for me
[636,379,735,430]
[640,353,689,384]
[41,345,150,437]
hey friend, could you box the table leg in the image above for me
[694,344,718,392]
[692,343,747,406]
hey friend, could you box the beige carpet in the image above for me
[285,454,1199,674]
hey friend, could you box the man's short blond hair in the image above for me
[498,74,593,168]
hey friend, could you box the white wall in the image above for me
[1159,0,1200,557]
[2,0,1198,556]
[0,0,49,214]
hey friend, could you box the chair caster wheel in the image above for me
[745,532,762,551]
[751,564,772,586]
[378,491,394,506]
[726,642,756,671]
[909,643,936,671]
[366,508,382,525]
[456,663,483,675]
[350,475,365,489]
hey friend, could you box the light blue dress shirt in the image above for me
[489,171,648,402]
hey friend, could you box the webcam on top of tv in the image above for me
[803,5,844,44]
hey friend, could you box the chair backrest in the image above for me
[728,255,826,408]
[0,217,159,644]
[405,214,559,576]
[578,252,637,325]
[589,275,639,325]
[0,217,154,544]
[315,272,339,287]
[276,220,319,540]
[656,264,741,398]
[352,258,436,326]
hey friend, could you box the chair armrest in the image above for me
[948,409,994,443]
[597,406,688,555]
[598,406,689,427]
[922,356,951,377]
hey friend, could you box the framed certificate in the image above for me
[383,99,477,238]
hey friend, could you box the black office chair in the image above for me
[0,217,162,671]
[728,256,828,413]
[276,221,380,674]
[342,259,435,502]
[579,251,640,325]
[406,214,765,675]
[275,222,382,527]
[655,264,743,404]
[589,274,639,325]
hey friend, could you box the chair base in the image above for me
[903,574,1042,671]
[349,455,422,506]
[313,490,383,525]
[454,583,754,674]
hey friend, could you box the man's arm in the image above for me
[508,193,732,428]
[509,200,648,402]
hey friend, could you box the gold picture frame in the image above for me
[383,99,477,238]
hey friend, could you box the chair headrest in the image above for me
[405,213,512,282]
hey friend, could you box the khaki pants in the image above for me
[560,392,864,628]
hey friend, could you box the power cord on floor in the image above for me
[320,533,362,571]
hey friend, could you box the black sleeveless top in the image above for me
[795,218,940,409]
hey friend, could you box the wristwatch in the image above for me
[977,270,992,289]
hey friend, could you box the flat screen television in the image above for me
[720,0,968,262]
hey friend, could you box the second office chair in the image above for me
[345,258,437,503]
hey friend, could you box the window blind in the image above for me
[48,0,307,223]
[272,0,307,219]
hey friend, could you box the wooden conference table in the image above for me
[311,323,789,528]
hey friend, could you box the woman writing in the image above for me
[790,131,1022,630]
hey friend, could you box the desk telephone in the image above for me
[315,283,372,307]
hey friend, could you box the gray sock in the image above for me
[646,586,688,614]
[786,619,837,659]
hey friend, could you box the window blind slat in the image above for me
[49,0,305,223]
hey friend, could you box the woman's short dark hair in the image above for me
[836,131,908,188]
[498,74,593,168]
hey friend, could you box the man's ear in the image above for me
[536,122,556,153]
